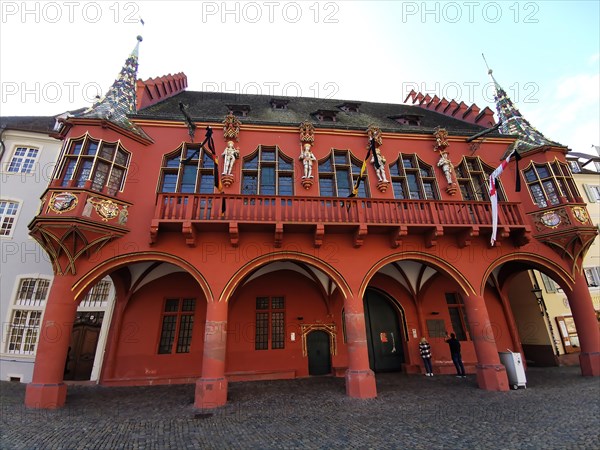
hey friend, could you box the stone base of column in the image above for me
[475,364,509,391]
[194,377,228,409]
[25,383,67,409]
[579,352,600,376]
[345,369,377,399]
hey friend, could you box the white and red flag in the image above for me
[489,149,517,246]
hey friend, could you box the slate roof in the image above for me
[488,69,563,152]
[77,36,151,141]
[134,90,505,138]
[0,116,58,134]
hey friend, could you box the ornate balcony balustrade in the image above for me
[151,193,531,248]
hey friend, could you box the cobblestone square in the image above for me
[1,367,599,449]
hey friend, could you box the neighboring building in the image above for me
[522,151,600,365]
[20,37,599,410]
[0,116,116,383]
[0,116,60,382]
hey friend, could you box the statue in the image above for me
[222,141,239,175]
[118,205,129,225]
[437,151,454,184]
[299,143,316,178]
[371,148,388,182]
[82,198,94,217]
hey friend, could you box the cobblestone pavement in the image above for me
[1,366,599,449]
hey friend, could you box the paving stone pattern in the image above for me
[1,367,599,449]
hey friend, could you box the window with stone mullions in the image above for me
[242,146,294,195]
[58,136,130,195]
[159,144,214,194]
[445,293,470,341]
[455,156,504,202]
[255,296,285,350]
[389,154,438,200]
[318,150,369,197]
[158,298,196,354]
[523,160,579,208]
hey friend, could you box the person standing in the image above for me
[419,337,433,376]
[445,332,466,377]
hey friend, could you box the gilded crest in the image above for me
[367,124,383,147]
[572,206,589,224]
[223,113,241,141]
[96,200,120,221]
[299,121,315,144]
[433,126,449,151]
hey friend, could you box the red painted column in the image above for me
[343,293,377,399]
[25,274,78,408]
[464,294,509,391]
[195,300,228,409]
[567,272,600,376]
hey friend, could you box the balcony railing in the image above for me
[153,193,530,247]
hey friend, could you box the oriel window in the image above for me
[57,135,130,195]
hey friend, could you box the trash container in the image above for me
[499,350,527,390]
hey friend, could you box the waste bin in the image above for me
[499,350,527,390]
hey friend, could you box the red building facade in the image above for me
[25,39,599,409]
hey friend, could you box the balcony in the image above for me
[151,194,531,248]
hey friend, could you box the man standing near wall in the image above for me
[445,332,466,377]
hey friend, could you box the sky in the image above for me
[1,1,599,154]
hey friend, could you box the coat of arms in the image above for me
[49,192,78,213]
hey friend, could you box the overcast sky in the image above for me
[1,1,598,153]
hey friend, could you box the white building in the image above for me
[1,116,116,382]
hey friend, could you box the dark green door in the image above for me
[364,289,404,372]
[307,330,331,375]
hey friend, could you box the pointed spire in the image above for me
[483,55,561,152]
[78,36,150,140]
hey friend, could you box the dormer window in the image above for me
[568,160,581,173]
[314,110,337,122]
[391,114,422,126]
[270,99,289,110]
[227,104,251,117]
[338,102,361,113]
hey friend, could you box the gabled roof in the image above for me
[134,91,505,137]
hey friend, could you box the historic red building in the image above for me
[25,38,599,409]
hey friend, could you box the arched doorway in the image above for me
[363,288,405,372]
[307,330,331,375]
